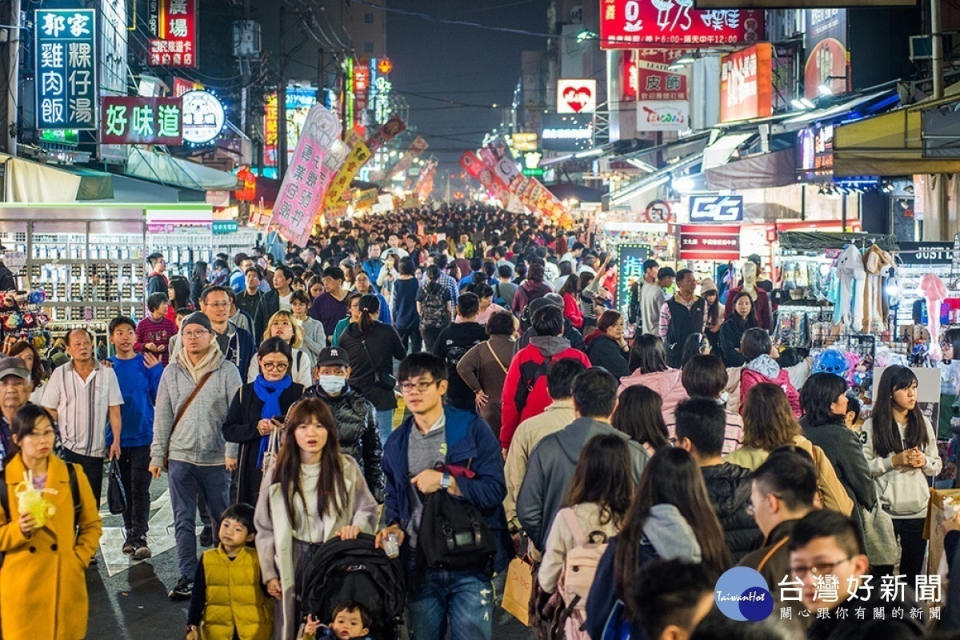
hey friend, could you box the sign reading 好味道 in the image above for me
[35,8,98,130]
[101,97,183,145]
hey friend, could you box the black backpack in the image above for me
[298,534,406,640]
[514,354,554,415]
[418,488,496,574]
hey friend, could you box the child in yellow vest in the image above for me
[186,503,274,640]
[300,601,372,639]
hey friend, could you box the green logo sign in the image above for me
[212,220,238,234]
[522,167,544,177]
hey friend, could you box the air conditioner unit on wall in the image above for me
[910,34,955,62]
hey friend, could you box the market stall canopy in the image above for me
[779,231,899,252]
[834,92,960,176]
[126,148,240,192]
[0,153,113,202]
[87,174,203,203]
[705,148,796,191]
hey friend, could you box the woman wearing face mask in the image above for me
[224,338,305,507]
[249,311,313,387]
[303,346,384,502]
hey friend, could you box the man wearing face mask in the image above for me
[303,347,384,502]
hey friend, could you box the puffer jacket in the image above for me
[303,384,384,502]
[740,355,801,417]
[700,463,762,561]
[617,368,687,426]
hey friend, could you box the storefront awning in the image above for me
[705,148,796,190]
[778,231,899,252]
[607,150,703,207]
[126,148,240,191]
[0,153,114,202]
[702,133,755,170]
[834,93,960,176]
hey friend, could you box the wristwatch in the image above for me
[440,472,452,491]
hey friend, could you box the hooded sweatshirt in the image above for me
[740,354,801,417]
[618,368,687,426]
[584,504,702,640]
[516,417,649,550]
[500,335,592,450]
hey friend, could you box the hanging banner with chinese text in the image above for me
[385,136,429,181]
[599,0,763,48]
[272,105,341,247]
[679,224,741,260]
[615,244,649,313]
[34,9,97,130]
[324,132,373,207]
[100,97,182,144]
[149,0,198,68]
[719,43,773,122]
[366,114,406,152]
[630,49,689,102]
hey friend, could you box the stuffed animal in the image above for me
[833,245,866,327]
[813,349,849,377]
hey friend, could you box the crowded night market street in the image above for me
[2,0,960,639]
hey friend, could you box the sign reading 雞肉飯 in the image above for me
[100,97,183,145]
[34,8,97,130]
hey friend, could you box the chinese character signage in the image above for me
[149,0,197,68]
[625,49,689,102]
[385,136,429,181]
[354,62,371,111]
[366,114,406,152]
[325,132,373,207]
[273,105,342,247]
[34,9,97,130]
[541,114,594,151]
[615,244,648,314]
[679,224,741,260]
[719,43,773,122]
[557,79,597,114]
[599,0,763,48]
[181,90,224,144]
[264,92,278,167]
[100,97,182,145]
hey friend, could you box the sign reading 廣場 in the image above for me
[599,0,763,48]
[34,9,97,130]
[149,0,198,68]
[101,97,183,145]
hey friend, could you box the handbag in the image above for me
[107,458,127,515]
[164,370,215,468]
[502,556,534,626]
[860,500,899,566]
[360,336,396,390]
[261,425,282,473]
[486,341,508,374]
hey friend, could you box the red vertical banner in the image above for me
[149,0,197,68]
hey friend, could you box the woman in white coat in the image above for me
[254,397,378,640]
[863,365,942,585]
[249,310,313,388]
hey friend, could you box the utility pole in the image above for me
[932,0,949,239]
[278,5,288,178]
[4,0,20,157]
[317,47,324,105]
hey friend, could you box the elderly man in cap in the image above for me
[0,357,32,469]
[304,347,384,501]
[149,311,242,601]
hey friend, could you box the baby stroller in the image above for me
[298,534,406,640]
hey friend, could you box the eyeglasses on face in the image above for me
[790,557,850,580]
[261,361,290,371]
[400,379,438,393]
[181,330,210,339]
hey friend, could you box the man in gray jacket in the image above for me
[149,312,242,601]
[517,367,650,551]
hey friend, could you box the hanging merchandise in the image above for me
[920,273,948,362]
[832,245,866,328]
[862,244,895,334]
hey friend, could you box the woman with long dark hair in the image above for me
[718,292,757,367]
[585,447,731,640]
[619,334,686,426]
[254,398,377,640]
[188,261,208,307]
[224,337,305,506]
[559,274,583,330]
[701,278,722,353]
[611,385,670,456]
[678,332,711,369]
[863,365,941,583]
[585,310,630,379]
[169,275,193,321]
[339,294,406,444]
[538,434,633,636]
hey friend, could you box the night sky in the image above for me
[385,0,549,177]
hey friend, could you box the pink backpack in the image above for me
[557,508,610,640]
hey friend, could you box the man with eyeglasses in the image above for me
[374,353,510,640]
[170,286,256,378]
[787,510,923,638]
[149,311,242,602]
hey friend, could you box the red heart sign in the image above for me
[562,85,593,112]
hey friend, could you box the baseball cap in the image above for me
[316,347,350,368]
[0,357,30,381]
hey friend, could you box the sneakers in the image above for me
[122,536,137,555]
[132,539,152,561]
[169,576,193,600]
[199,525,213,547]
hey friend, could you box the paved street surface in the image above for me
[87,475,532,639]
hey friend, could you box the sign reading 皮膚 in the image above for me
[34,9,97,130]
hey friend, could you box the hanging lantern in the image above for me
[235,166,257,202]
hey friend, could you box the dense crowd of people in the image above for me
[0,203,955,639]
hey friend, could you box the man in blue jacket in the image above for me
[375,353,510,640]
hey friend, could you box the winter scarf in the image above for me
[253,373,293,468]
[176,341,223,383]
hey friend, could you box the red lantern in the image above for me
[235,166,256,202]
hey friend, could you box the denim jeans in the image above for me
[117,445,151,539]
[167,460,230,579]
[376,409,395,445]
[408,569,494,640]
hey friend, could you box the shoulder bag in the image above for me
[486,341,508,374]
[163,370,215,469]
[360,336,396,391]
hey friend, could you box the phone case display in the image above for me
[148,229,258,279]
[773,303,834,348]
[0,290,52,351]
